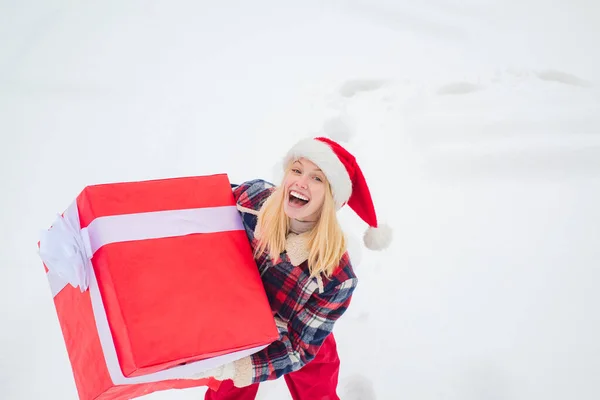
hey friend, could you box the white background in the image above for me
[1,1,599,399]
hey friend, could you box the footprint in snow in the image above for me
[323,115,355,142]
[437,81,481,95]
[339,79,387,98]
[338,374,377,400]
[535,69,592,87]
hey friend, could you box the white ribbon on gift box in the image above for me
[39,201,267,385]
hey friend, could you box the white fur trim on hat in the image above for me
[363,223,393,250]
[283,138,353,207]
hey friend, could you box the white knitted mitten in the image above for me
[191,362,235,381]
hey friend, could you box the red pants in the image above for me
[204,334,340,400]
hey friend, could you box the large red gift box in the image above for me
[38,174,278,399]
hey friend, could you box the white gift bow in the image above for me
[39,203,93,293]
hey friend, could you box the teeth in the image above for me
[290,191,309,201]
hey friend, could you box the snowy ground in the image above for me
[2,1,600,399]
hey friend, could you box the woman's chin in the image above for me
[284,204,306,220]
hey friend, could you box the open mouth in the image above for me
[288,190,310,207]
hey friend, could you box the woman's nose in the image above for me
[296,175,309,189]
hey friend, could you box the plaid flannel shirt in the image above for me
[232,179,358,384]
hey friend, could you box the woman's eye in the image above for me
[313,176,323,182]
[292,168,301,174]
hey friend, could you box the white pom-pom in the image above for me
[363,223,392,250]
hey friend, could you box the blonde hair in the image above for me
[254,164,347,278]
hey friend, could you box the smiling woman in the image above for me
[195,136,392,400]
[256,155,347,279]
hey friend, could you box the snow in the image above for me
[1,0,600,399]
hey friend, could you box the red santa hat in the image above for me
[283,136,392,251]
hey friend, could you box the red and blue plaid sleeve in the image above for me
[249,276,358,383]
[232,179,275,208]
